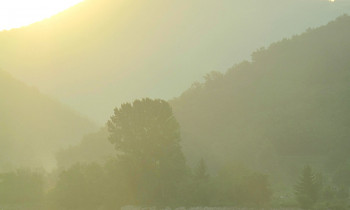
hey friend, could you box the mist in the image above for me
[1,0,349,123]
[1,0,350,209]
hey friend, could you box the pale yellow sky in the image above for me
[0,0,338,31]
[0,0,83,31]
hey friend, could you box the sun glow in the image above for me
[0,0,84,31]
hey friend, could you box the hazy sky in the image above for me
[0,0,342,31]
[0,0,83,30]
[1,0,350,124]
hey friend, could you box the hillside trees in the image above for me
[171,15,350,178]
[213,163,272,207]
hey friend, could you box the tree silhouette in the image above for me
[108,98,187,206]
[295,165,321,209]
[191,158,211,206]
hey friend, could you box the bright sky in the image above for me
[0,0,83,31]
[0,0,339,31]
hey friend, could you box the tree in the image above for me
[50,163,108,210]
[191,158,211,206]
[295,165,321,209]
[238,172,272,207]
[0,170,44,207]
[212,162,272,207]
[107,98,187,206]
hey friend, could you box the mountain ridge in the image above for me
[170,14,350,173]
[1,0,348,123]
[0,69,96,171]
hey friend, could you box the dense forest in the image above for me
[1,3,350,210]
[0,99,274,210]
[172,14,350,174]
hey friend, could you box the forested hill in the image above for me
[171,15,350,173]
[0,70,96,171]
[0,0,346,123]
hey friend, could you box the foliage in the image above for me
[49,163,109,210]
[55,127,114,169]
[49,97,274,209]
[170,15,350,180]
[189,159,211,206]
[0,170,44,206]
[294,165,322,209]
[107,98,188,206]
[2,14,350,209]
[212,163,272,207]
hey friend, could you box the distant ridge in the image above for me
[0,70,96,170]
[171,15,350,172]
[0,0,347,123]
[53,16,350,176]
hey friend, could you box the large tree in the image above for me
[107,98,187,206]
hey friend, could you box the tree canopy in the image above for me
[108,98,187,206]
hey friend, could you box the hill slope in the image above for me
[0,0,348,123]
[0,70,96,170]
[171,15,350,175]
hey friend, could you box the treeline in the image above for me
[49,159,271,209]
[0,162,271,209]
[0,99,273,210]
[1,163,349,209]
[1,99,350,209]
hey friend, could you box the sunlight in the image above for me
[0,0,83,31]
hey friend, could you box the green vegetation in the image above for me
[0,170,44,207]
[0,0,347,123]
[1,8,350,210]
[0,99,272,209]
[171,14,350,186]
[294,166,321,209]
[107,98,188,207]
